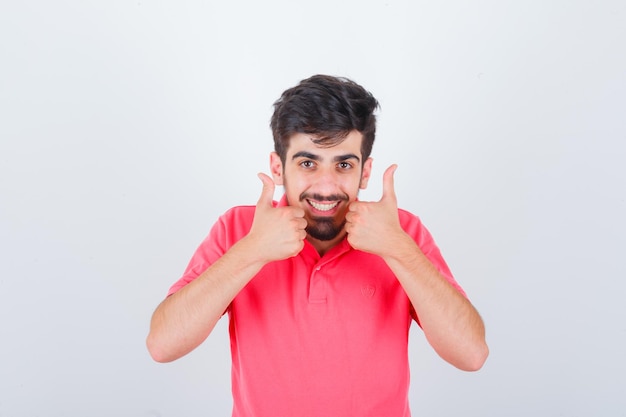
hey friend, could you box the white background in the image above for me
[1,1,625,416]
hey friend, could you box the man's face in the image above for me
[270,130,372,247]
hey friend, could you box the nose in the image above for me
[310,166,342,196]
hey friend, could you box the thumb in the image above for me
[381,164,398,203]
[257,173,276,207]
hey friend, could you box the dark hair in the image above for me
[270,75,379,164]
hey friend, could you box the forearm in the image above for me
[146,237,265,363]
[383,234,489,371]
[147,179,307,363]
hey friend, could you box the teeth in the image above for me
[308,200,338,211]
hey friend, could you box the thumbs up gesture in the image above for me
[247,173,308,263]
[345,165,405,256]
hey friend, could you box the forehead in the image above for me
[285,131,364,158]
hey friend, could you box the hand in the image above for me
[247,173,307,262]
[345,164,407,256]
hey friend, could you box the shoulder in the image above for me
[220,205,256,222]
[218,199,282,225]
[396,208,437,249]
[396,207,461,292]
[187,205,256,265]
[397,208,424,231]
[213,205,256,240]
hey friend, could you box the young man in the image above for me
[147,75,488,417]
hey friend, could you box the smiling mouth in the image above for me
[307,200,339,212]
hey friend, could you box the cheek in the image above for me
[344,176,363,197]
[283,176,306,201]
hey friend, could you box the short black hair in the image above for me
[270,75,379,164]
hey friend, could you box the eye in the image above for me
[300,160,315,169]
[337,161,353,170]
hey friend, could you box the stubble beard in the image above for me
[283,171,360,242]
[284,191,349,241]
[306,217,346,241]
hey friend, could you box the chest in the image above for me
[230,251,412,339]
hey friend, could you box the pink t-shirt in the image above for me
[168,199,465,417]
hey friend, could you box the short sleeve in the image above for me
[166,206,256,296]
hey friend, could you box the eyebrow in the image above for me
[291,151,361,163]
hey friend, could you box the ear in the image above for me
[359,157,373,189]
[269,152,284,185]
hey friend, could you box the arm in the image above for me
[146,174,307,363]
[147,237,265,363]
[381,234,488,371]
[345,165,488,371]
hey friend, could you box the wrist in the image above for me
[381,231,422,263]
[231,234,271,270]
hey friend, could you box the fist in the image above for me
[247,173,307,262]
[345,164,405,256]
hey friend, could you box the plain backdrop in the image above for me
[1,1,625,416]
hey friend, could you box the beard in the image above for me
[282,175,356,242]
[306,217,346,241]
[299,191,349,241]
